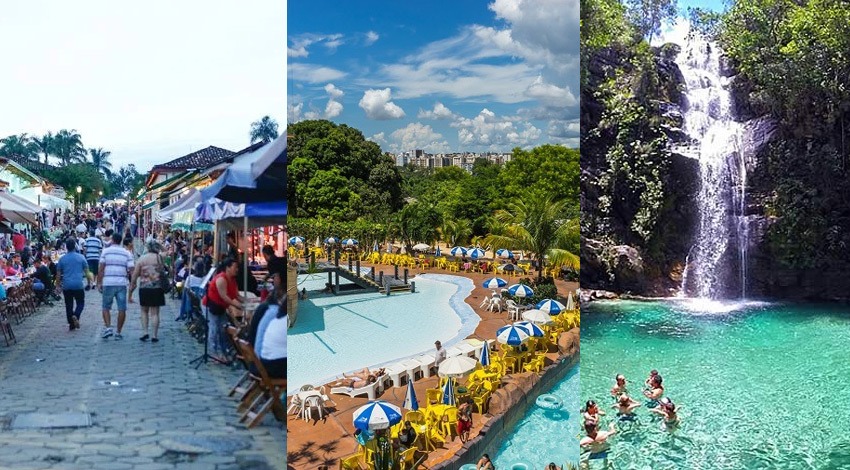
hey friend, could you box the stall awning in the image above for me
[141,200,157,210]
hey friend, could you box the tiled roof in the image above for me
[1,155,56,176]
[151,146,235,171]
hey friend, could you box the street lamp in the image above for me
[76,186,82,212]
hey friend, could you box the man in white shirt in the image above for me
[435,340,446,366]
[97,233,134,339]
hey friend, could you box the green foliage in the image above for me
[110,164,145,198]
[391,201,442,253]
[250,116,279,144]
[287,217,389,251]
[580,0,635,85]
[624,0,678,42]
[43,163,106,203]
[500,145,580,210]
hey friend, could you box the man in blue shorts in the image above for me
[97,232,134,339]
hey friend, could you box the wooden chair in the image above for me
[224,326,256,402]
[234,338,286,428]
[1,302,15,346]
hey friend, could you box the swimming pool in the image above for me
[582,299,850,469]
[493,366,580,469]
[287,273,479,393]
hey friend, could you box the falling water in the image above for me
[674,37,748,299]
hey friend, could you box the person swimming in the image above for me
[583,400,605,425]
[579,419,616,469]
[612,393,641,421]
[643,374,664,408]
[610,374,629,399]
[650,397,680,430]
[644,369,659,391]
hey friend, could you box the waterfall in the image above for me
[673,37,748,299]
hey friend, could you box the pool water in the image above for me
[494,366,580,469]
[287,273,478,393]
[581,299,850,469]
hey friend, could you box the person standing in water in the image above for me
[580,420,617,469]
[610,374,629,398]
[643,374,664,408]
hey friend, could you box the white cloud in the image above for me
[304,110,321,120]
[365,31,380,46]
[288,33,345,58]
[288,63,347,83]
[451,108,541,149]
[547,119,580,140]
[389,122,450,153]
[524,76,577,108]
[288,102,303,123]
[370,132,387,145]
[324,83,344,99]
[418,102,456,120]
[358,88,406,120]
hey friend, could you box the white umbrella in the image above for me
[565,292,575,310]
[522,309,554,325]
[437,355,478,379]
[413,243,430,251]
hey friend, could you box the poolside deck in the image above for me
[286,262,578,469]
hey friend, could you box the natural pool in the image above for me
[581,299,850,469]
[287,273,478,393]
[494,366,580,469]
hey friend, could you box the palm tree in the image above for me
[53,129,87,165]
[483,194,580,281]
[250,116,279,144]
[33,132,54,164]
[0,133,39,162]
[88,147,113,177]
[439,217,472,247]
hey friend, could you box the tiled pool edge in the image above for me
[434,350,579,470]
[291,273,480,391]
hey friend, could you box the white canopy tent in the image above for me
[14,187,72,210]
[0,191,41,226]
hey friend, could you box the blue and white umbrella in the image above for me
[479,340,491,367]
[482,277,508,289]
[435,246,442,257]
[536,299,566,315]
[508,284,534,298]
[403,380,419,411]
[325,237,339,244]
[341,238,358,247]
[449,246,467,257]
[514,320,545,337]
[288,236,305,245]
[442,377,456,406]
[522,309,554,325]
[496,324,531,346]
[496,248,514,259]
[353,401,403,431]
[468,248,486,259]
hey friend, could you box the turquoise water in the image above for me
[582,299,850,469]
[494,366,580,469]
[287,273,478,393]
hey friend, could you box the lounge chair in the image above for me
[330,380,381,400]
[413,353,436,378]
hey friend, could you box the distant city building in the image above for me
[394,150,512,171]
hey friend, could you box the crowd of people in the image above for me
[2,203,285,382]
[580,370,681,467]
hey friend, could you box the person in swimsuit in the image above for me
[612,393,641,421]
[580,420,616,469]
[650,397,680,430]
[610,374,629,398]
[344,367,386,381]
[582,400,605,425]
[476,453,495,470]
[643,374,664,407]
[644,369,659,390]
[328,375,377,389]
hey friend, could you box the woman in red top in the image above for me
[204,258,243,361]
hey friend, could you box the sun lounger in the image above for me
[384,362,412,388]
[453,341,478,358]
[413,354,436,378]
[330,380,381,400]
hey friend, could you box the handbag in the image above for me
[157,254,172,294]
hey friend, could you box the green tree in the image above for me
[43,163,106,204]
[393,201,442,254]
[53,129,87,165]
[0,133,38,161]
[250,116,279,144]
[33,132,54,164]
[109,164,144,197]
[483,194,580,281]
[88,147,113,177]
[624,0,678,42]
[300,168,360,220]
[500,145,580,208]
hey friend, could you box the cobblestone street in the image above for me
[0,291,285,470]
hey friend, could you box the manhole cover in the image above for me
[11,413,92,429]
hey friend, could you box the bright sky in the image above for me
[288,0,580,153]
[0,0,286,172]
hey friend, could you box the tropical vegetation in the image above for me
[286,120,580,280]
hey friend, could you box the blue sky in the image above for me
[288,0,579,153]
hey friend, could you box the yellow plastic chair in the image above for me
[472,382,492,414]
[441,407,459,439]
[406,410,425,425]
[339,453,364,470]
[426,388,442,405]
[399,447,417,470]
